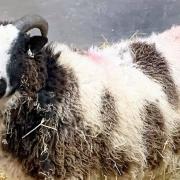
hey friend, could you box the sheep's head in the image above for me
[0,15,48,103]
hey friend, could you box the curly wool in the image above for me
[2,36,180,180]
[2,49,132,179]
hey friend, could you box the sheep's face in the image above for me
[0,23,47,102]
[0,24,26,98]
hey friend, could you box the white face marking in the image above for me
[0,24,19,96]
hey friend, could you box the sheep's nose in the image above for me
[0,79,6,98]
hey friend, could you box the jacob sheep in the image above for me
[0,15,180,180]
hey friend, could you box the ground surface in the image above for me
[0,0,180,48]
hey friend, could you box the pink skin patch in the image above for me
[87,50,107,64]
[86,49,121,80]
[86,49,122,72]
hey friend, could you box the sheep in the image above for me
[0,16,180,180]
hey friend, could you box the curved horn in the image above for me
[13,15,48,37]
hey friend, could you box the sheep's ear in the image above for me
[29,36,48,54]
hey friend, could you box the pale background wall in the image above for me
[0,0,180,48]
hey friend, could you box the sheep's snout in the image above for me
[0,79,7,98]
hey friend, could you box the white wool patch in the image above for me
[54,44,106,133]
[0,24,19,96]
[108,65,168,169]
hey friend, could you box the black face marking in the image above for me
[142,102,166,169]
[7,33,29,94]
[6,33,47,96]
[131,42,178,107]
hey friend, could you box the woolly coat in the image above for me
[0,26,180,180]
